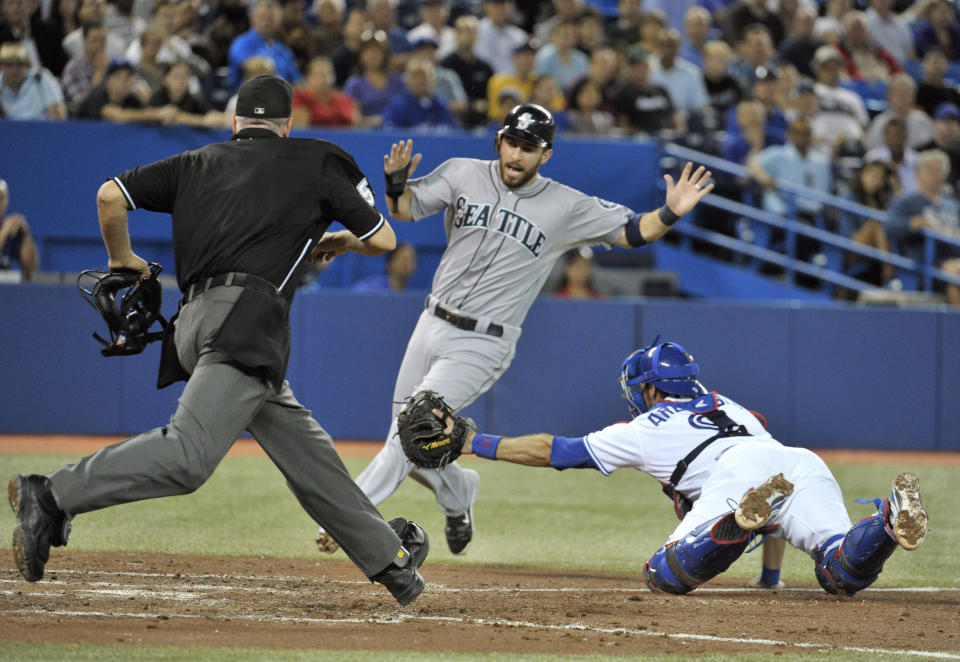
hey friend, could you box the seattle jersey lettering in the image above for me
[453,195,547,256]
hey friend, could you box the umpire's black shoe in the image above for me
[8,474,70,582]
[373,518,429,606]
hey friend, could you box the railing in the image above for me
[662,143,960,296]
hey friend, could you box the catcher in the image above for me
[397,339,929,596]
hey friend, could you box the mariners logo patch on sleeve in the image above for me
[356,177,376,206]
[594,197,619,210]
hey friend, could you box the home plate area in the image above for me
[1,552,957,658]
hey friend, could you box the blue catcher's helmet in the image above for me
[620,336,707,417]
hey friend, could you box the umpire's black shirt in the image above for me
[112,128,384,295]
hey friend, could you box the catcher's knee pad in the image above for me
[814,499,897,596]
[643,513,751,595]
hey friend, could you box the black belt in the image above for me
[432,302,503,337]
[184,272,278,303]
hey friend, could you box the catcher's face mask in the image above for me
[77,262,168,356]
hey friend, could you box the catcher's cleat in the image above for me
[8,474,70,582]
[735,473,794,531]
[315,527,339,554]
[445,468,477,555]
[888,472,928,551]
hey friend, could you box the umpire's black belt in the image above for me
[184,272,278,303]
[431,301,503,338]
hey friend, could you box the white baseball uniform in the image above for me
[584,392,852,557]
[355,157,633,516]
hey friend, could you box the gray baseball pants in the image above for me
[47,284,401,577]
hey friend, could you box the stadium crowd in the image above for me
[2,0,960,297]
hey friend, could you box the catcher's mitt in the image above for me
[397,390,474,469]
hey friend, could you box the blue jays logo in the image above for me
[688,414,721,431]
[516,113,534,130]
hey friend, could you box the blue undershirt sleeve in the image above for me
[549,436,599,471]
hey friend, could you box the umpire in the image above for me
[8,75,429,606]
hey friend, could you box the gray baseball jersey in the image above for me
[409,158,634,326]
[351,156,638,545]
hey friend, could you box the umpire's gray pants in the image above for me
[48,285,401,577]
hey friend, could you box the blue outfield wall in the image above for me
[0,282,958,452]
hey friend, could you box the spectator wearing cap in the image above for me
[410,36,467,118]
[291,55,357,126]
[812,44,869,129]
[835,10,903,83]
[723,65,786,145]
[680,6,714,70]
[865,73,935,151]
[776,5,824,79]
[533,18,588,92]
[916,102,960,190]
[60,21,109,107]
[381,56,457,129]
[725,0,785,47]
[912,0,960,61]
[407,0,456,60]
[343,29,405,127]
[441,14,494,128]
[227,0,301,89]
[474,0,528,75]
[865,0,915,66]
[0,40,65,118]
[612,45,676,136]
[916,49,960,117]
[650,27,709,116]
[74,56,179,122]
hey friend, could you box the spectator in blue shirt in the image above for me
[352,242,418,292]
[0,41,65,119]
[912,0,960,61]
[533,18,589,93]
[382,56,458,129]
[344,30,406,127]
[227,0,301,89]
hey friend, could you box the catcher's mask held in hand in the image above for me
[77,262,168,356]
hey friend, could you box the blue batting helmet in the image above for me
[619,336,706,417]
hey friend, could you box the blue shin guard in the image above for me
[643,513,752,594]
[814,497,898,596]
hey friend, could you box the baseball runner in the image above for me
[315,103,714,555]
[398,339,930,596]
[8,75,429,606]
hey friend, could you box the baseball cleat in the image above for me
[9,474,69,582]
[373,519,429,606]
[315,527,339,554]
[888,472,928,551]
[445,469,477,555]
[735,473,794,531]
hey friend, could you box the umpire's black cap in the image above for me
[236,75,293,119]
[498,103,555,148]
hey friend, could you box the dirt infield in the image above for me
[1,551,958,657]
[3,437,959,657]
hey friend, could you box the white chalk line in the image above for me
[2,607,958,660]
[2,573,956,595]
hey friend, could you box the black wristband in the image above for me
[624,213,647,248]
[385,163,411,200]
[658,205,681,226]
